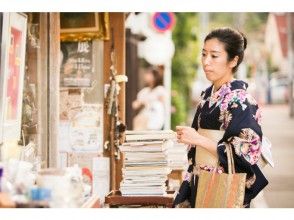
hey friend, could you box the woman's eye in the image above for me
[212,55,218,58]
[202,53,206,57]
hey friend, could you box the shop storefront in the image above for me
[0,12,126,208]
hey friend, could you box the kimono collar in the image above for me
[211,79,248,98]
[208,80,248,108]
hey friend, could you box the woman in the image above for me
[132,67,167,130]
[173,28,268,208]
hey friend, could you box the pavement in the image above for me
[252,104,294,208]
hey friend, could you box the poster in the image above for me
[69,104,103,153]
[92,157,110,203]
[0,13,27,141]
[60,41,93,87]
[6,27,22,120]
[59,104,103,153]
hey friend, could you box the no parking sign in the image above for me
[151,12,176,33]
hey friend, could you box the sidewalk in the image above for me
[253,104,294,208]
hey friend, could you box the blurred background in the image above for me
[0,11,293,209]
[125,12,294,208]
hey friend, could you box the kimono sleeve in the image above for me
[217,89,263,166]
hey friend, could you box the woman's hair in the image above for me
[148,67,163,88]
[204,27,247,73]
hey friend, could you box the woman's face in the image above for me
[144,71,155,87]
[201,38,237,84]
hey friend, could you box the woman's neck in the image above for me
[213,74,234,92]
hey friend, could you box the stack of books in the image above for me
[168,141,188,170]
[119,130,176,196]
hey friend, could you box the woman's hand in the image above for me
[132,100,145,110]
[176,126,218,156]
[176,126,204,146]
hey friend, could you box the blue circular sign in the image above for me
[152,12,175,33]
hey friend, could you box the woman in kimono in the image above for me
[173,28,268,208]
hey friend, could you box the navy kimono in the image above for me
[173,79,268,208]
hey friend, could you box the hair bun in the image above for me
[239,31,247,50]
[243,35,247,50]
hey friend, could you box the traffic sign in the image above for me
[152,12,176,33]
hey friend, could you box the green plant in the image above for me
[171,13,199,129]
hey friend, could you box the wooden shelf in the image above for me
[105,190,175,208]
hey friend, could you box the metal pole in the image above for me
[164,57,171,130]
[287,13,294,117]
[198,13,209,82]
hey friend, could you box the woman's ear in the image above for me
[229,56,239,68]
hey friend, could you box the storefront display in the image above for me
[0,12,126,208]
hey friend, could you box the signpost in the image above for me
[151,12,175,33]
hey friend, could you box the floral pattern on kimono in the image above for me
[173,80,268,208]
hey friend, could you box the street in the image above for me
[253,104,294,208]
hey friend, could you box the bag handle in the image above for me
[226,144,235,174]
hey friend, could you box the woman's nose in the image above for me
[203,56,211,66]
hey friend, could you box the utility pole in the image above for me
[235,13,247,80]
[287,13,294,117]
[235,12,246,29]
[197,12,210,82]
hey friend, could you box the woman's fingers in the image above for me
[176,126,189,143]
[175,126,199,145]
[176,130,183,135]
[176,126,189,135]
[176,125,187,131]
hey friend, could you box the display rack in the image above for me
[105,190,175,208]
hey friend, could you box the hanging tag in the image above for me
[115,75,128,83]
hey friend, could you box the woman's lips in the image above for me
[204,69,213,73]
